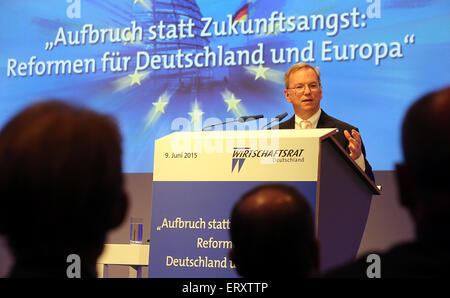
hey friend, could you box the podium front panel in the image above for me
[149,181,317,278]
[148,130,335,277]
[152,130,333,181]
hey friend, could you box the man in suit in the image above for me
[324,86,450,278]
[273,62,374,181]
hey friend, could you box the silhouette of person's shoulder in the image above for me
[324,241,450,278]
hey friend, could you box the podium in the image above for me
[148,129,380,277]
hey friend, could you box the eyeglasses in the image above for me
[287,83,321,94]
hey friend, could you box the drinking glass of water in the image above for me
[129,217,143,245]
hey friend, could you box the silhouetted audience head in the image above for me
[0,100,128,277]
[321,86,450,279]
[396,86,450,227]
[229,183,319,278]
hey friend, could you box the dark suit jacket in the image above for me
[273,109,375,181]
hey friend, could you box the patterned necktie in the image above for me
[300,120,312,129]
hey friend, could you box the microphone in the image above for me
[261,112,288,129]
[202,114,264,131]
[237,114,264,122]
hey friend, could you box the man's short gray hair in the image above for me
[284,63,321,89]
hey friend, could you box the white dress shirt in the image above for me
[294,109,322,129]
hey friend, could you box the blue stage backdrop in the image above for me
[1,0,449,173]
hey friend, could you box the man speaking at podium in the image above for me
[274,62,375,181]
